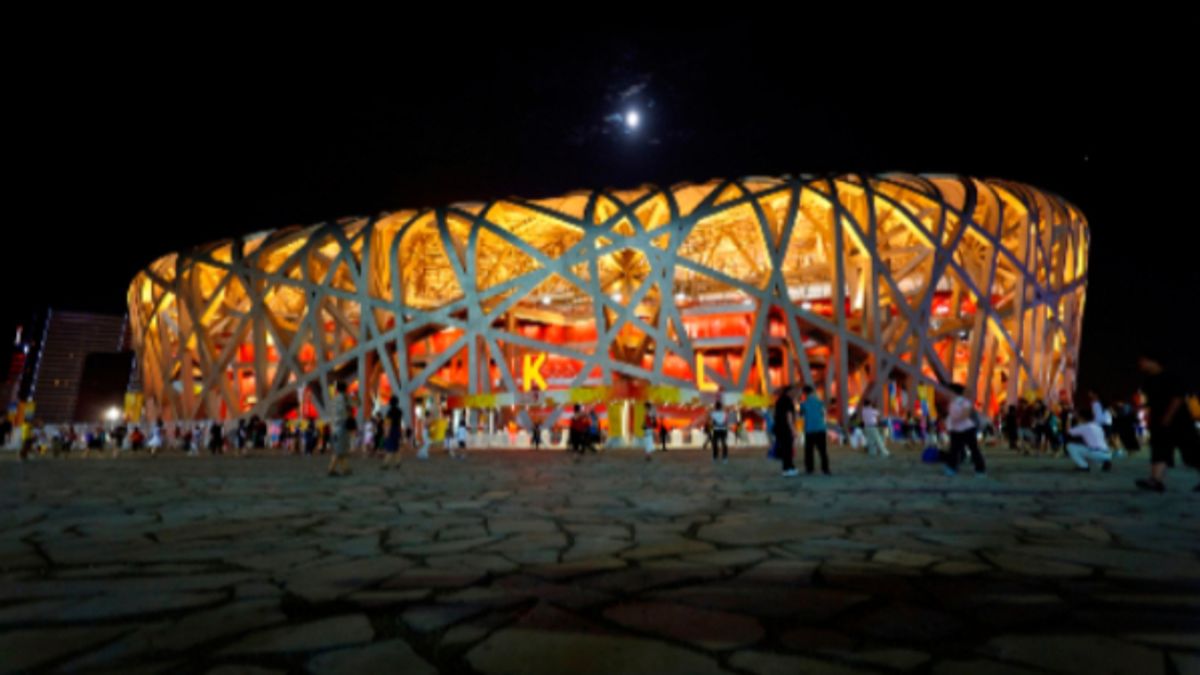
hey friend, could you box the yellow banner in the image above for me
[632,400,645,437]
[742,393,771,408]
[124,392,144,423]
[463,393,498,409]
[647,385,681,404]
[568,387,609,404]
[917,385,938,420]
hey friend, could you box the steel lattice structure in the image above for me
[128,174,1088,428]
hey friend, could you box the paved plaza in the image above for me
[1,446,1199,674]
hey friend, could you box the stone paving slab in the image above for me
[2,447,1199,672]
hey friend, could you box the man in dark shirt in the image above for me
[774,385,798,477]
[1135,354,1199,492]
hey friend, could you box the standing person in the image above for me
[944,384,986,477]
[208,421,223,455]
[1065,406,1113,472]
[235,419,247,452]
[774,385,798,477]
[710,400,729,463]
[129,426,145,451]
[319,420,332,455]
[1115,400,1141,454]
[903,412,917,448]
[588,408,601,453]
[862,398,890,457]
[415,406,430,460]
[800,386,830,475]
[1101,405,1117,449]
[361,414,377,456]
[147,419,163,457]
[1047,407,1063,455]
[764,406,775,458]
[304,419,318,455]
[569,404,587,455]
[453,418,469,460]
[1004,404,1020,451]
[255,416,268,450]
[381,396,403,470]
[531,420,542,451]
[1135,354,1200,492]
[112,422,128,458]
[327,381,353,477]
[643,402,658,461]
[659,417,670,453]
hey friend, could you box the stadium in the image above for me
[127,174,1088,438]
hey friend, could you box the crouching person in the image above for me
[1066,406,1112,472]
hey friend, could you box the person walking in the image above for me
[944,384,986,477]
[862,398,890,457]
[531,420,542,451]
[1135,353,1200,492]
[800,386,830,475]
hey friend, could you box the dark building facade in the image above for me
[9,309,132,423]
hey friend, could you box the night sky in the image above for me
[7,24,1193,402]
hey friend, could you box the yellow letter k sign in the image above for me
[523,353,548,391]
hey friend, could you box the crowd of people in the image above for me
[7,355,1198,491]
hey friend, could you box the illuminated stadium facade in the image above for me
[128,174,1088,435]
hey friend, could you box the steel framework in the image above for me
[128,174,1088,427]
